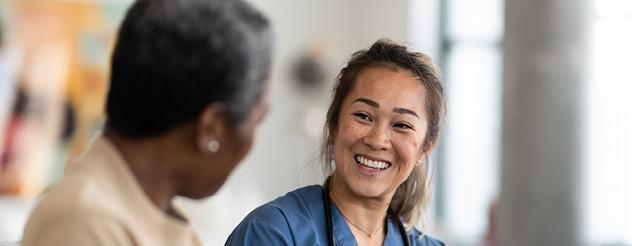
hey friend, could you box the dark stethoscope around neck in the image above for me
[322,177,411,246]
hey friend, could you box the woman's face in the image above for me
[332,66,428,200]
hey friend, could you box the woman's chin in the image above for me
[347,183,390,200]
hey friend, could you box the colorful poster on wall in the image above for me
[0,0,128,198]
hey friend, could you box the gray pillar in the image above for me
[499,0,589,245]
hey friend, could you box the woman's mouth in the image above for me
[354,155,392,170]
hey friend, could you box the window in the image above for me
[438,0,504,243]
[584,0,632,244]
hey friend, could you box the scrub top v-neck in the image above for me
[225,185,444,246]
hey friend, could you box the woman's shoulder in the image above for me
[274,184,324,204]
[236,185,324,225]
[251,185,323,220]
[225,185,325,245]
[409,228,446,246]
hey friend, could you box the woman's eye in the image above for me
[353,112,372,122]
[394,123,414,130]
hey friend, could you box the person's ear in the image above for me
[196,102,227,154]
[416,141,435,166]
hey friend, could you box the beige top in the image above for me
[22,135,203,246]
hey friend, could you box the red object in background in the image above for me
[0,86,28,195]
[1,116,23,168]
[0,115,25,195]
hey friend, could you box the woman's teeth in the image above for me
[355,155,390,170]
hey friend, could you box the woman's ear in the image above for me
[416,141,435,166]
[196,102,227,154]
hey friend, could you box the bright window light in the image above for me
[584,4,632,244]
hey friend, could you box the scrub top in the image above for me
[225,185,444,246]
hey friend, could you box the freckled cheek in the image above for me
[393,137,422,167]
[337,121,369,146]
[333,128,353,163]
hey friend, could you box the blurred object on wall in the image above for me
[291,44,329,90]
[0,1,127,198]
[290,42,335,140]
[0,8,23,174]
[0,85,29,196]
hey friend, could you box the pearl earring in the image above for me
[207,140,220,153]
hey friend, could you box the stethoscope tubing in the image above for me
[322,177,411,246]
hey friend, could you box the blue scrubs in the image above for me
[225,185,445,246]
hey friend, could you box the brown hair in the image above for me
[321,39,446,231]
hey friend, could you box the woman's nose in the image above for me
[363,126,390,151]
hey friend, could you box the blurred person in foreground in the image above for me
[22,0,272,245]
[226,39,445,246]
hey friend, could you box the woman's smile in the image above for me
[354,154,392,170]
[333,66,429,199]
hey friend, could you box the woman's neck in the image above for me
[104,129,179,216]
[329,176,394,245]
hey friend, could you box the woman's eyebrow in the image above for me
[393,107,419,118]
[352,98,379,108]
[353,98,419,118]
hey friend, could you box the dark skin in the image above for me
[103,103,231,221]
[103,89,269,221]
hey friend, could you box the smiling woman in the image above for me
[330,65,430,223]
[226,39,446,246]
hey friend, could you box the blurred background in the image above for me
[0,0,630,245]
